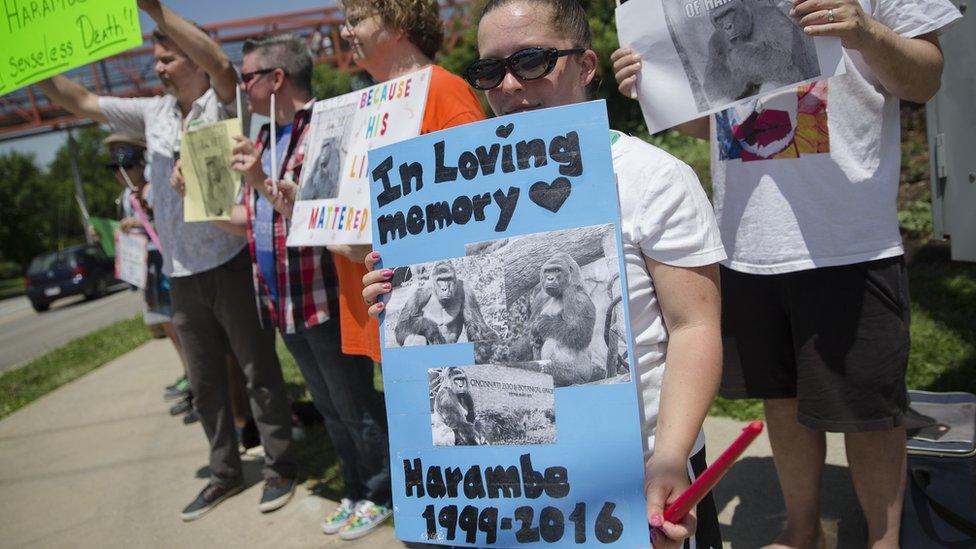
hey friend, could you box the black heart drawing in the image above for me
[529,178,572,213]
[495,123,515,138]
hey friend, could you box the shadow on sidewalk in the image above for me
[712,457,867,547]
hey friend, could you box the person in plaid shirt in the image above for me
[225,34,392,540]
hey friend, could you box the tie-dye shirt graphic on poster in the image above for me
[715,81,828,162]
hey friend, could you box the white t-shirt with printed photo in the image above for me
[710,0,961,275]
[612,131,727,460]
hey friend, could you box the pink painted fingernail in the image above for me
[369,251,380,260]
[382,282,391,290]
[381,269,394,278]
[650,514,663,528]
[375,302,384,310]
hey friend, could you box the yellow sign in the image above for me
[180,118,242,222]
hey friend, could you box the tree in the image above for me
[0,151,59,268]
[312,63,375,99]
[45,125,121,222]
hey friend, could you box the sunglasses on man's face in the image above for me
[240,67,280,84]
[462,47,585,91]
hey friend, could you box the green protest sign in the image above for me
[90,216,120,256]
[0,0,143,96]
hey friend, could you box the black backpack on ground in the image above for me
[900,390,976,548]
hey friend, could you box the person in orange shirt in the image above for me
[258,0,486,540]
[327,0,486,369]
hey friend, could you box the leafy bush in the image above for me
[0,260,22,279]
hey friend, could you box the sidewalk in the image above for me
[704,418,866,547]
[0,340,864,548]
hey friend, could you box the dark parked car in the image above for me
[25,245,118,312]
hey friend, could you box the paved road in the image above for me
[0,286,142,374]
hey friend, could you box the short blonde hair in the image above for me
[341,0,444,59]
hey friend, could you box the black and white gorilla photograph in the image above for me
[466,224,630,388]
[298,99,357,201]
[201,155,234,217]
[663,0,821,112]
[428,365,556,447]
[383,256,507,348]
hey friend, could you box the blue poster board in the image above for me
[369,101,647,547]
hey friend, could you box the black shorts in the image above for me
[719,257,910,432]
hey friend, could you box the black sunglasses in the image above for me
[462,47,585,90]
[240,67,281,84]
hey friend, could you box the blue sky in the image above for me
[0,0,334,167]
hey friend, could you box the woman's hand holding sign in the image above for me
[790,0,877,49]
[362,251,392,316]
[645,456,696,549]
[610,48,641,100]
[610,47,709,140]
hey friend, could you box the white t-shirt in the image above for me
[710,0,961,275]
[100,90,246,277]
[612,131,727,460]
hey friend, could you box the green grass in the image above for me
[0,315,151,419]
[710,244,976,420]
[0,277,25,300]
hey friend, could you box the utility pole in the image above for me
[66,128,94,245]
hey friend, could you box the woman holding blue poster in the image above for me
[363,0,726,546]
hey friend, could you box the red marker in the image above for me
[662,420,764,524]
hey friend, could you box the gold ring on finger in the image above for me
[827,8,835,22]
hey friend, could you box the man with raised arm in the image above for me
[38,0,297,521]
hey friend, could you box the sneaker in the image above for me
[165,375,186,392]
[258,476,295,513]
[169,396,192,416]
[182,410,199,425]
[321,498,356,535]
[243,444,265,458]
[180,481,242,522]
[164,377,190,400]
[338,500,392,540]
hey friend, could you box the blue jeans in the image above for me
[282,319,391,504]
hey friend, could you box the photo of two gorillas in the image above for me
[383,224,630,388]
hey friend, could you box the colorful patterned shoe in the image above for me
[321,498,356,535]
[338,500,392,540]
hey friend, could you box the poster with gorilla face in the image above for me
[428,365,556,447]
[180,118,242,222]
[287,67,432,247]
[368,102,647,547]
[297,100,357,201]
[616,0,845,133]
